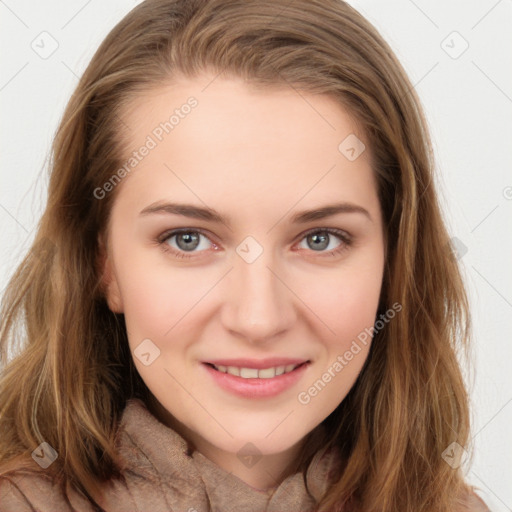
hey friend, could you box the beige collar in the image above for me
[99,398,339,512]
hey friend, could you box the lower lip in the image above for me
[201,362,310,398]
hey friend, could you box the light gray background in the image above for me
[1,1,511,510]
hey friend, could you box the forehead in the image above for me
[111,74,379,225]
[120,73,367,155]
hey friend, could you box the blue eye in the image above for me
[297,228,351,256]
[158,229,215,259]
[157,227,352,259]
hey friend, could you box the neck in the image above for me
[144,394,321,491]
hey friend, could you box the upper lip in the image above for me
[203,357,310,369]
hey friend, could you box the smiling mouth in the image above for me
[204,361,309,379]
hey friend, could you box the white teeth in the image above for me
[212,363,303,379]
[240,367,259,378]
[258,367,276,379]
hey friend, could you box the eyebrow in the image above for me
[139,201,372,226]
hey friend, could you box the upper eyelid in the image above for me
[159,227,217,245]
[160,226,351,247]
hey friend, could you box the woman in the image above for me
[0,0,490,510]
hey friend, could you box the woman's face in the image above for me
[101,73,385,486]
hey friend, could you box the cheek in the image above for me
[114,247,208,339]
[297,258,383,339]
[115,227,384,345]
[295,266,380,413]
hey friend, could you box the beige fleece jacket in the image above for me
[0,398,491,511]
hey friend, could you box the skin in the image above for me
[100,72,386,491]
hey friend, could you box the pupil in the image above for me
[178,232,199,251]
[310,232,328,251]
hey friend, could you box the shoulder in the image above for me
[0,477,33,511]
[0,473,53,512]
[457,489,491,512]
[0,473,95,512]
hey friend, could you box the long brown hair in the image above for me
[0,0,478,510]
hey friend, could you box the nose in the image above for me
[220,246,297,344]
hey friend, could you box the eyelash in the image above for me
[156,227,353,260]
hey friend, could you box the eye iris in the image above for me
[176,232,200,251]
[168,230,340,255]
[308,232,329,251]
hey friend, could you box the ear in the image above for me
[97,232,124,313]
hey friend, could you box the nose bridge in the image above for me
[222,237,294,342]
